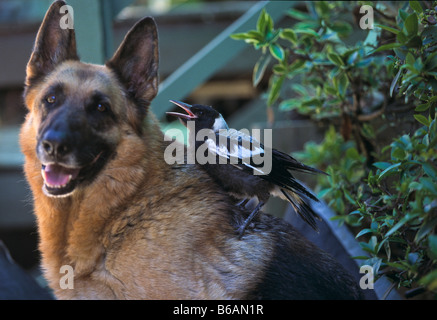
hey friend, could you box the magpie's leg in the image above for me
[236,198,249,208]
[237,200,265,239]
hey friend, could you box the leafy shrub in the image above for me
[232,1,437,298]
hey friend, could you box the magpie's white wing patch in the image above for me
[205,138,229,159]
[205,129,268,175]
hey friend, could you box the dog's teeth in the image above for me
[44,174,73,189]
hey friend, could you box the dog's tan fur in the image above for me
[20,1,363,299]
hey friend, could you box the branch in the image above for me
[357,108,385,121]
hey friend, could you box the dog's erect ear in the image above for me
[106,17,159,104]
[26,0,78,87]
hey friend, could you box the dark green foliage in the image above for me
[232,1,437,298]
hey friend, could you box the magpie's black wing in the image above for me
[212,128,326,175]
[271,148,327,175]
[205,129,319,202]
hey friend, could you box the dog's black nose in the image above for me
[41,130,71,158]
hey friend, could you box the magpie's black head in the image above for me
[167,100,227,132]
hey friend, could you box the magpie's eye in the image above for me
[46,95,56,104]
[196,110,203,116]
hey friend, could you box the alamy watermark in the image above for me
[59,264,74,289]
[359,265,374,290]
[163,123,273,175]
[359,5,374,30]
[60,5,74,30]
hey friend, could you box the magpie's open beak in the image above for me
[167,100,198,121]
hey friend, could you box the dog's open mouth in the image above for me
[41,164,80,197]
[41,152,103,198]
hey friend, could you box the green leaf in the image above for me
[385,213,417,237]
[376,239,389,256]
[294,29,320,39]
[257,9,267,34]
[398,9,409,22]
[378,162,401,180]
[373,162,391,170]
[397,31,408,44]
[415,103,429,112]
[394,47,407,60]
[390,68,403,97]
[429,134,437,150]
[414,114,430,126]
[269,43,284,61]
[356,228,376,239]
[391,147,407,160]
[291,84,307,97]
[422,25,437,42]
[406,52,415,65]
[329,21,352,35]
[265,12,274,35]
[405,35,422,48]
[369,43,402,54]
[422,163,437,181]
[409,181,422,191]
[230,32,252,40]
[318,188,332,198]
[280,28,297,45]
[333,72,349,98]
[351,256,371,260]
[420,270,437,290]
[267,75,284,107]
[346,147,360,160]
[374,23,400,34]
[287,8,312,21]
[279,99,301,111]
[327,52,344,66]
[324,85,338,96]
[415,216,437,242]
[301,97,322,108]
[404,13,419,36]
[272,64,286,75]
[315,1,330,17]
[288,59,305,73]
[247,30,264,42]
[253,54,271,86]
[343,188,356,205]
[409,1,423,15]
[425,52,437,71]
[428,235,437,260]
[231,31,263,46]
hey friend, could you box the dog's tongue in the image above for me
[42,164,80,187]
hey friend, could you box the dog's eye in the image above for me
[96,103,107,112]
[46,95,56,104]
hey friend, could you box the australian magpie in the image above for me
[167,100,326,237]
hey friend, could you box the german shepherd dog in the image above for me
[20,1,363,299]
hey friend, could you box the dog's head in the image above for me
[21,0,159,198]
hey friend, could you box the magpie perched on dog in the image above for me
[167,100,326,236]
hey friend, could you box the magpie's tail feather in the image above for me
[281,189,320,232]
[265,170,320,203]
[272,149,327,175]
[282,177,319,203]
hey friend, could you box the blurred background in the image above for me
[0,0,395,299]
[0,0,324,275]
